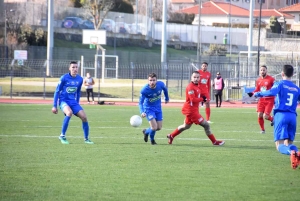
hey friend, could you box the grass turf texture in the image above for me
[0,104,300,201]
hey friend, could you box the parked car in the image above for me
[82,19,95,29]
[129,23,145,35]
[61,17,85,29]
[115,22,130,33]
[100,19,116,32]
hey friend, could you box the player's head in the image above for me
[148,72,157,88]
[216,72,221,78]
[260,65,267,78]
[282,65,294,78]
[201,62,208,71]
[86,72,91,78]
[191,71,200,84]
[69,61,78,77]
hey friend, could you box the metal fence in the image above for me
[1,57,299,102]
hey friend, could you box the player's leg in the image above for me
[167,116,192,144]
[215,94,219,107]
[199,119,225,146]
[58,101,73,144]
[148,119,158,145]
[257,100,265,133]
[203,92,211,122]
[274,113,298,168]
[91,89,95,103]
[263,100,274,123]
[86,89,90,103]
[72,103,94,144]
[219,92,222,107]
[142,110,157,144]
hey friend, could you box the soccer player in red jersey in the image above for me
[198,62,212,123]
[249,65,275,133]
[167,71,225,146]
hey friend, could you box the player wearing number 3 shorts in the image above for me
[198,62,212,123]
[250,65,275,133]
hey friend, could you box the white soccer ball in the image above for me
[130,115,142,127]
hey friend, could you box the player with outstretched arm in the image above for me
[139,73,169,145]
[248,65,275,133]
[254,64,300,169]
[167,71,225,146]
[51,61,94,144]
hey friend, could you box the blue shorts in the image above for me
[145,109,163,121]
[273,112,297,142]
[59,100,83,115]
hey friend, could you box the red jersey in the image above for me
[182,82,203,115]
[198,70,211,94]
[253,75,275,100]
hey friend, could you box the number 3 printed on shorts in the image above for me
[286,93,293,106]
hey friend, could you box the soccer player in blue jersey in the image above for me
[139,73,170,145]
[254,64,300,169]
[51,61,94,145]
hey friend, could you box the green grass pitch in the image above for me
[0,104,300,201]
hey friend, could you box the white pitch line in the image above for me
[0,134,299,143]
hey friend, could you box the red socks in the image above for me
[205,108,210,121]
[258,117,265,131]
[170,128,182,138]
[267,116,273,122]
[208,134,216,144]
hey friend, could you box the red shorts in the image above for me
[256,98,274,115]
[201,92,210,102]
[184,113,205,125]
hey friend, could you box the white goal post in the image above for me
[81,54,119,83]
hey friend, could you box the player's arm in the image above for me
[187,86,203,103]
[248,79,259,97]
[255,82,280,98]
[222,78,225,90]
[76,79,83,104]
[207,75,211,93]
[52,76,64,114]
[162,83,170,103]
[92,78,95,85]
[138,92,146,117]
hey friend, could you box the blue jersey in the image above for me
[53,73,83,107]
[139,81,169,114]
[256,80,300,115]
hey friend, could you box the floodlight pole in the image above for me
[257,0,263,73]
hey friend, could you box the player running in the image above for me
[198,62,212,123]
[254,64,300,169]
[52,61,94,144]
[248,65,275,133]
[139,73,169,145]
[167,71,224,146]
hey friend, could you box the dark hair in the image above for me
[193,71,199,74]
[202,62,208,65]
[148,73,157,78]
[217,72,220,75]
[261,65,267,69]
[69,61,77,65]
[283,65,294,78]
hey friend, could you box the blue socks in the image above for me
[278,144,299,155]
[82,122,89,140]
[145,128,152,135]
[145,127,156,141]
[61,116,71,135]
[149,130,156,141]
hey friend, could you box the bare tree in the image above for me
[82,0,114,30]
